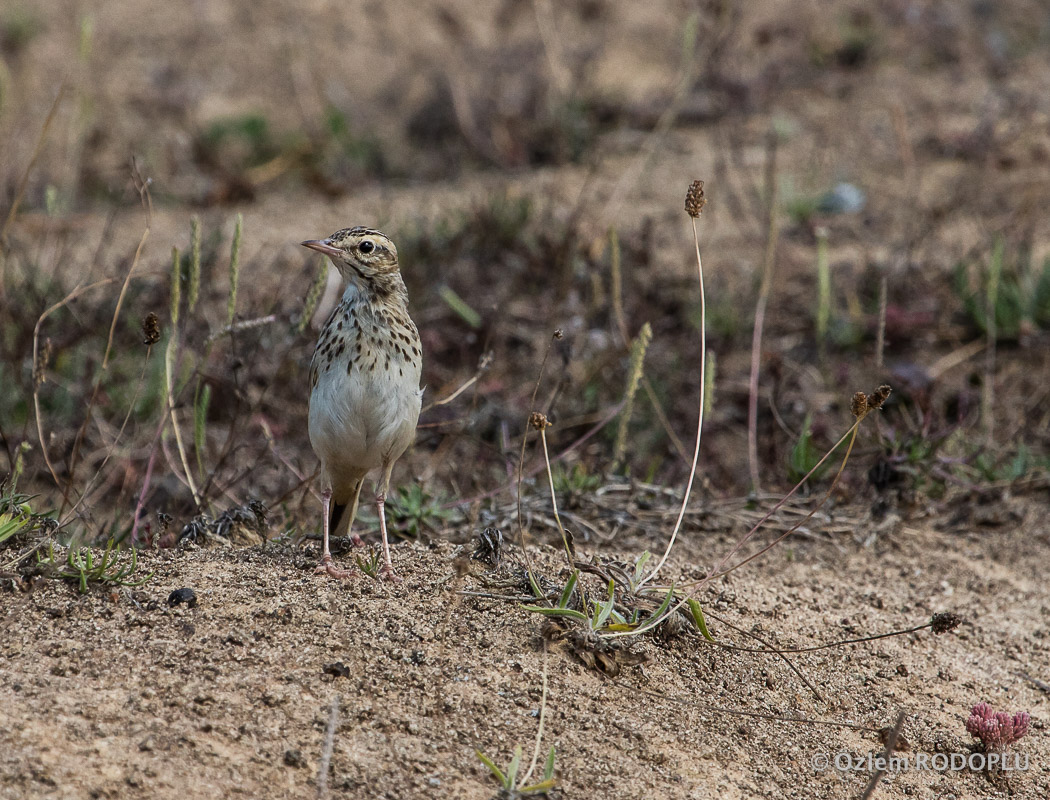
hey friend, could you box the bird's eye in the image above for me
[359,240,375,254]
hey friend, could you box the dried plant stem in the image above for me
[32,278,116,488]
[165,333,202,508]
[457,398,624,510]
[0,87,66,254]
[205,313,277,345]
[607,399,881,641]
[519,641,550,786]
[64,228,150,510]
[129,416,165,546]
[420,353,491,414]
[316,694,340,800]
[613,323,652,467]
[639,215,706,588]
[609,229,687,462]
[225,214,243,327]
[706,609,822,702]
[875,274,887,369]
[60,353,152,528]
[748,132,779,492]
[859,712,906,800]
[982,238,1002,447]
[516,332,562,587]
[700,422,860,585]
[539,426,573,566]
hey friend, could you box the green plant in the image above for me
[354,546,382,579]
[523,568,705,641]
[386,484,453,538]
[200,114,281,172]
[954,242,1050,341]
[476,745,556,797]
[0,507,31,545]
[550,463,602,498]
[38,539,153,594]
[787,415,850,484]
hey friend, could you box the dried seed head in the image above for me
[529,412,551,431]
[867,384,892,410]
[877,727,911,752]
[685,180,707,217]
[142,312,161,345]
[931,611,962,634]
[34,338,52,386]
[553,329,564,340]
[850,392,868,419]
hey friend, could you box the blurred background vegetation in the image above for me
[1,0,1048,549]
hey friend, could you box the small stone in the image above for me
[167,588,197,608]
[284,749,304,768]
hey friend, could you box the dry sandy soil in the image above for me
[3,511,1049,799]
[2,1,1050,798]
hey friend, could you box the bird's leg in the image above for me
[346,480,366,548]
[316,486,353,579]
[375,466,402,583]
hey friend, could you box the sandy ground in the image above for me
[3,500,1048,799]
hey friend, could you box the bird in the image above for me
[300,227,422,581]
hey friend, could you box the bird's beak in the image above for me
[301,239,342,258]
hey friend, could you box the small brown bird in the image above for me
[301,227,423,581]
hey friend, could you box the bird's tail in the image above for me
[329,500,348,538]
[329,479,363,539]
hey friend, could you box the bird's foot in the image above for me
[350,534,366,548]
[378,564,403,584]
[315,555,355,579]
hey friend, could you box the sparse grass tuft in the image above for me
[476,745,557,798]
[37,539,153,594]
[386,484,454,539]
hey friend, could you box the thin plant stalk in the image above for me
[748,131,779,491]
[59,353,153,528]
[32,278,116,488]
[983,237,1002,447]
[639,208,706,588]
[515,332,562,590]
[0,87,66,254]
[225,213,243,327]
[164,248,202,508]
[815,225,830,360]
[519,641,550,786]
[64,228,150,509]
[606,392,887,640]
[539,424,573,566]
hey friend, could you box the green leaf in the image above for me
[438,285,482,328]
[543,745,556,781]
[506,745,522,788]
[556,570,578,610]
[591,578,616,630]
[194,381,212,479]
[527,570,544,599]
[687,598,716,642]
[519,778,557,794]
[475,750,508,788]
[632,550,652,586]
[521,605,589,623]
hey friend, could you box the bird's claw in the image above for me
[379,565,403,584]
[315,556,355,579]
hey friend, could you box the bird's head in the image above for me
[301,227,400,290]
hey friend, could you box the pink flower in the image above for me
[965,703,1031,750]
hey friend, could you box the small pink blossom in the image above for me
[965,703,1030,750]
